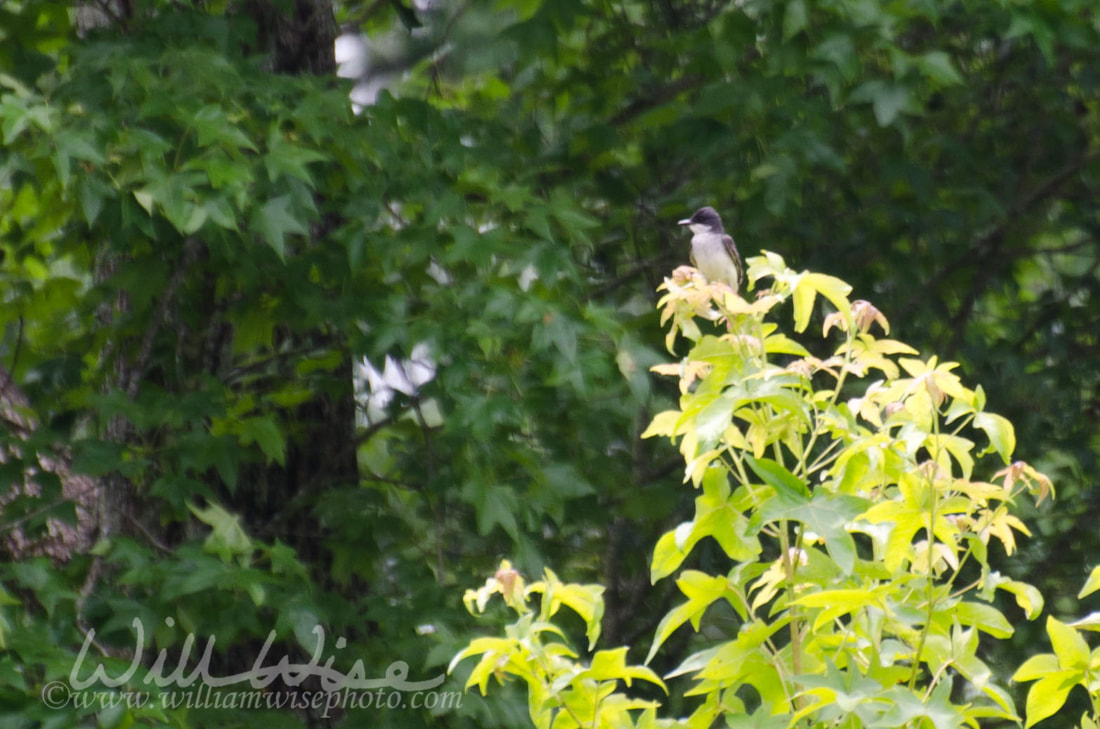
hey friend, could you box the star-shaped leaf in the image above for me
[251,194,307,259]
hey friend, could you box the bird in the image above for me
[677,206,742,290]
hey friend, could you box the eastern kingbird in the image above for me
[678,206,742,290]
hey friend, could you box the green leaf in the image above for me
[78,178,107,226]
[1069,612,1100,631]
[997,578,1044,619]
[188,501,253,563]
[535,311,578,362]
[792,275,816,333]
[264,132,326,186]
[650,527,691,583]
[55,128,105,165]
[531,569,605,649]
[647,571,734,664]
[1078,565,1100,599]
[804,272,852,315]
[783,0,808,40]
[238,415,286,466]
[203,195,239,230]
[851,80,914,126]
[251,194,308,258]
[790,272,851,332]
[1005,11,1055,65]
[749,475,868,574]
[917,51,964,86]
[974,412,1016,463]
[71,439,126,477]
[133,189,155,216]
[1013,653,1059,682]
[654,468,759,582]
[585,647,665,689]
[763,332,810,357]
[876,684,965,729]
[468,482,519,540]
[694,391,736,449]
[746,457,809,499]
[289,605,324,654]
[549,191,599,243]
[812,34,859,82]
[171,203,207,235]
[1022,671,1080,728]
[794,587,884,631]
[641,410,684,440]
[96,700,130,729]
[951,601,1014,639]
[193,104,257,152]
[696,500,758,563]
[1046,616,1089,669]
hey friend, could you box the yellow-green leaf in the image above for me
[1078,566,1100,599]
[1013,653,1060,682]
[975,412,1016,463]
[803,272,853,313]
[792,277,815,333]
[587,647,666,689]
[1022,671,1080,728]
[1047,616,1089,669]
[952,601,1014,639]
[651,527,690,583]
[1069,612,1100,632]
[531,569,604,649]
[997,579,1044,619]
[641,409,683,439]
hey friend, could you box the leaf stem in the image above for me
[909,405,943,690]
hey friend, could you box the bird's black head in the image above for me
[678,206,724,233]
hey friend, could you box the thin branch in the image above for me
[342,0,389,29]
[75,621,112,660]
[75,556,108,658]
[382,199,409,227]
[1011,254,1100,352]
[1033,236,1099,256]
[0,497,69,535]
[224,344,336,383]
[124,511,173,553]
[1012,148,1100,215]
[588,259,664,300]
[125,238,202,400]
[609,74,704,127]
[902,146,1100,327]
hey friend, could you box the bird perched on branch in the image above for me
[677,206,742,290]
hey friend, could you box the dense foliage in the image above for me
[456,260,1056,728]
[0,0,1098,727]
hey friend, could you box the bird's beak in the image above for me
[677,218,691,226]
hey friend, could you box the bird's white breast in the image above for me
[691,233,740,286]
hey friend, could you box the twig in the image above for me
[342,0,390,29]
[125,238,201,400]
[75,621,112,660]
[382,199,409,227]
[124,511,173,553]
[901,146,1100,328]
[75,556,111,659]
[609,74,704,127]
[0,498,69,535]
